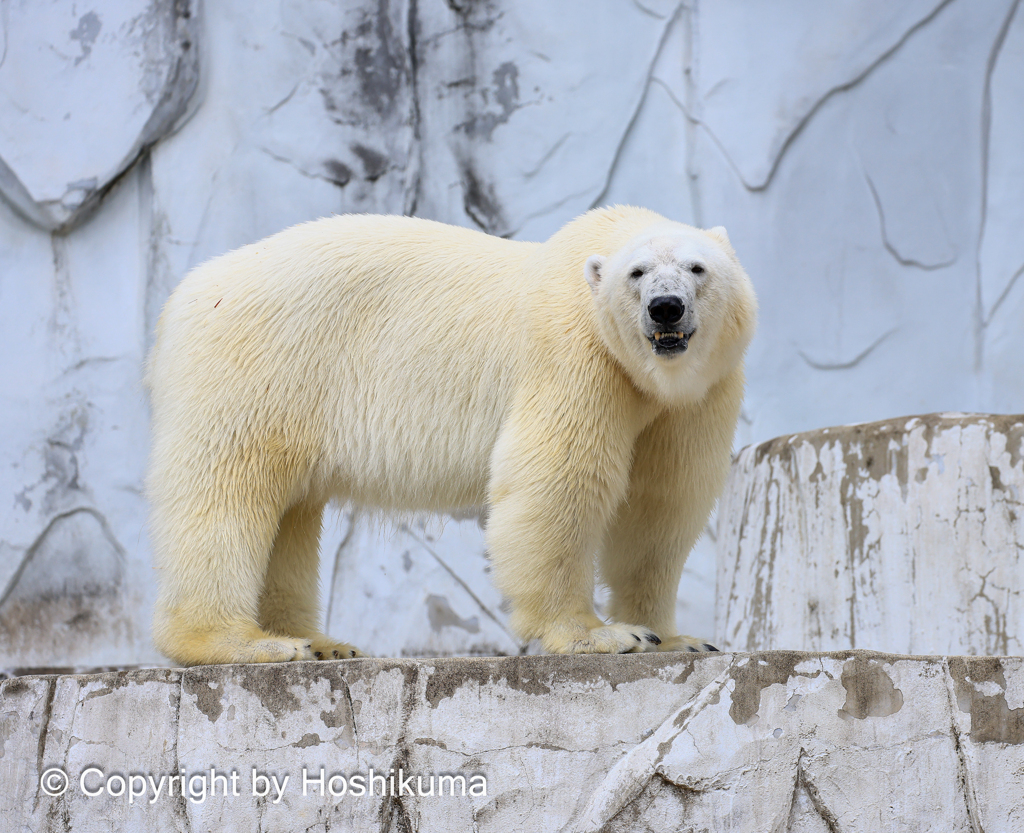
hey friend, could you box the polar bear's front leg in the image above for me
[599,396,742,654]
[486,391,660,654]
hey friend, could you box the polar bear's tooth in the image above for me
[654,332,662,341]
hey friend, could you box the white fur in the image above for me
[146,206,757,665]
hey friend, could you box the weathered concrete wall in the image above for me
[717,413,1024,655]
[2,652,1023,832]
[3,1,1024,669]
[0,1,199,232]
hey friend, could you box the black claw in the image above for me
[633,634,642,642]
[314,651,323,659]
[332,650,341,659]
[703,643,720,652]
[349,649,357,657]
[646,634,662,645]
[687,646,699,652]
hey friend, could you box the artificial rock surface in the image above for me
[2,651,1023,832]
[718,413,1024,656]
[0,1,199,231]
[2,0,1024,668]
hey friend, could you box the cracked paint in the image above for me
[3,652,1021,831]
[719,414,1024,656]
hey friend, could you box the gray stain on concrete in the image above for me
[728,651,814,726]
[352,0,409,117]
[426,594,480,634]
[423,652,708,708]
[69,12,102,66]
[182,674,224,723]
[949,656,1024,744]
[837,656,904,719]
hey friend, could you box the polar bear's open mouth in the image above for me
[650,329,694,355]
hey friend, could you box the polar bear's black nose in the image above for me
[648,295,685,327]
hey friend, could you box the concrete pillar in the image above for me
[717,413,1024,655]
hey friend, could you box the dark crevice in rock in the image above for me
[31,677,57,813]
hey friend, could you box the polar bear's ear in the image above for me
[584,255,605,295]
[707,226,735,253]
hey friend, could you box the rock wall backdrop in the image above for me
[2,0,1023,668]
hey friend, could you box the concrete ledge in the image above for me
[2,651,1023,832]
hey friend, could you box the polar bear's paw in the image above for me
[309,635,366,660]
[156,623,320,666]
[543,622,663,654]
[243,635,318,663]
[656,634,721,653]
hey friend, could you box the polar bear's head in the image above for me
[584,223,757,404]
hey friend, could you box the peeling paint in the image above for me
[182,674,224,723]
[423,653,699,708]
[424,655,550,706]
[719,414,1024,656]
[295,731,322,748]
[728,652,814,725]
[949,657,1024,744]
[837,656,903,719]
[3,653,1024,830]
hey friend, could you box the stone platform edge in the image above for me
[3,651,1023,833]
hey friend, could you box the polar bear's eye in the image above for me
[630,267,644,279]
[691,264,705,274]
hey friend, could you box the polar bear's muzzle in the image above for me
[646,294,694,355]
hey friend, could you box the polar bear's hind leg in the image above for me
[258,500,365,659]
[150,444,320,666]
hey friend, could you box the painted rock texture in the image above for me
[2,0,1024,668]
[0,1,199,231]
[718,413,1024,655]
[2,652,1023,832]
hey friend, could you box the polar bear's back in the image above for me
[148,214,540,511]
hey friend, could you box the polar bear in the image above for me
[146,206,757,666]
